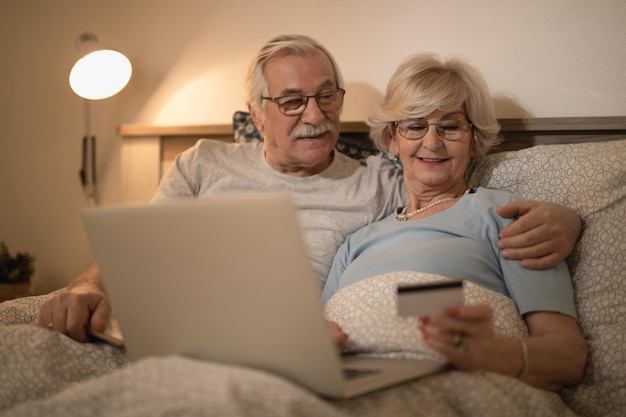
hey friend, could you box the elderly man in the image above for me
[39,34,581,342]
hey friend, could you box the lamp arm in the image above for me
[79,100,96,206]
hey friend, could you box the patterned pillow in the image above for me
[232,111,379,159]
[469,140,626,417]
[233,111,263,143]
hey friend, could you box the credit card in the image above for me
[397,279,463,317]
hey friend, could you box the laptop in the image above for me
[82,192,446,399]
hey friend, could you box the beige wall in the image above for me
[1,0,625,293]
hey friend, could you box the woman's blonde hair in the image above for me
[245,34,344,120]
[368,53,501,157]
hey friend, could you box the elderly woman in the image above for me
[322,53,587,391]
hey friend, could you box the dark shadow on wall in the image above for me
[492,92,534,119]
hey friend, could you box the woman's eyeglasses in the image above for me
[395,119,473,141]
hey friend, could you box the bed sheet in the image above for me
[1,288,576,417]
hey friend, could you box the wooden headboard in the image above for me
[118,116,626,203]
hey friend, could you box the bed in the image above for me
[1,114,625,417]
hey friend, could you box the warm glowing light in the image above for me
[69,49,132,100]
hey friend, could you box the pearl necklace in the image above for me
[396,188,471,221]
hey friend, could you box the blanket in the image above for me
[1,279,577,417]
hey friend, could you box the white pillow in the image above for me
[469,139,626,417]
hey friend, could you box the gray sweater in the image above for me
[152,140,406,286]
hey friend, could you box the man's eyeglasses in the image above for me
[395,119,473,141]
[261,88,346,115]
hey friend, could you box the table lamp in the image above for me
[69,32,132,205]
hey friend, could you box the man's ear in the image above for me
[248,103,265,135]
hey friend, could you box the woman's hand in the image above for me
[327,320,348,348]
[419,304,587,391]
[496,201,581,269]
[419,304,498,371]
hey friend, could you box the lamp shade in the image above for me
[69,34,132,100]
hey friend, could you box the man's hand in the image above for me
[497,201,581,269]
[37,262,111,342]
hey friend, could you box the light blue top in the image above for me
[322,187,576,318]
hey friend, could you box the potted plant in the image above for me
[0,241,35,301]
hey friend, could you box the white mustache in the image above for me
[290,120,336,140]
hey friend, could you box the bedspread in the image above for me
[1,283,578,417]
